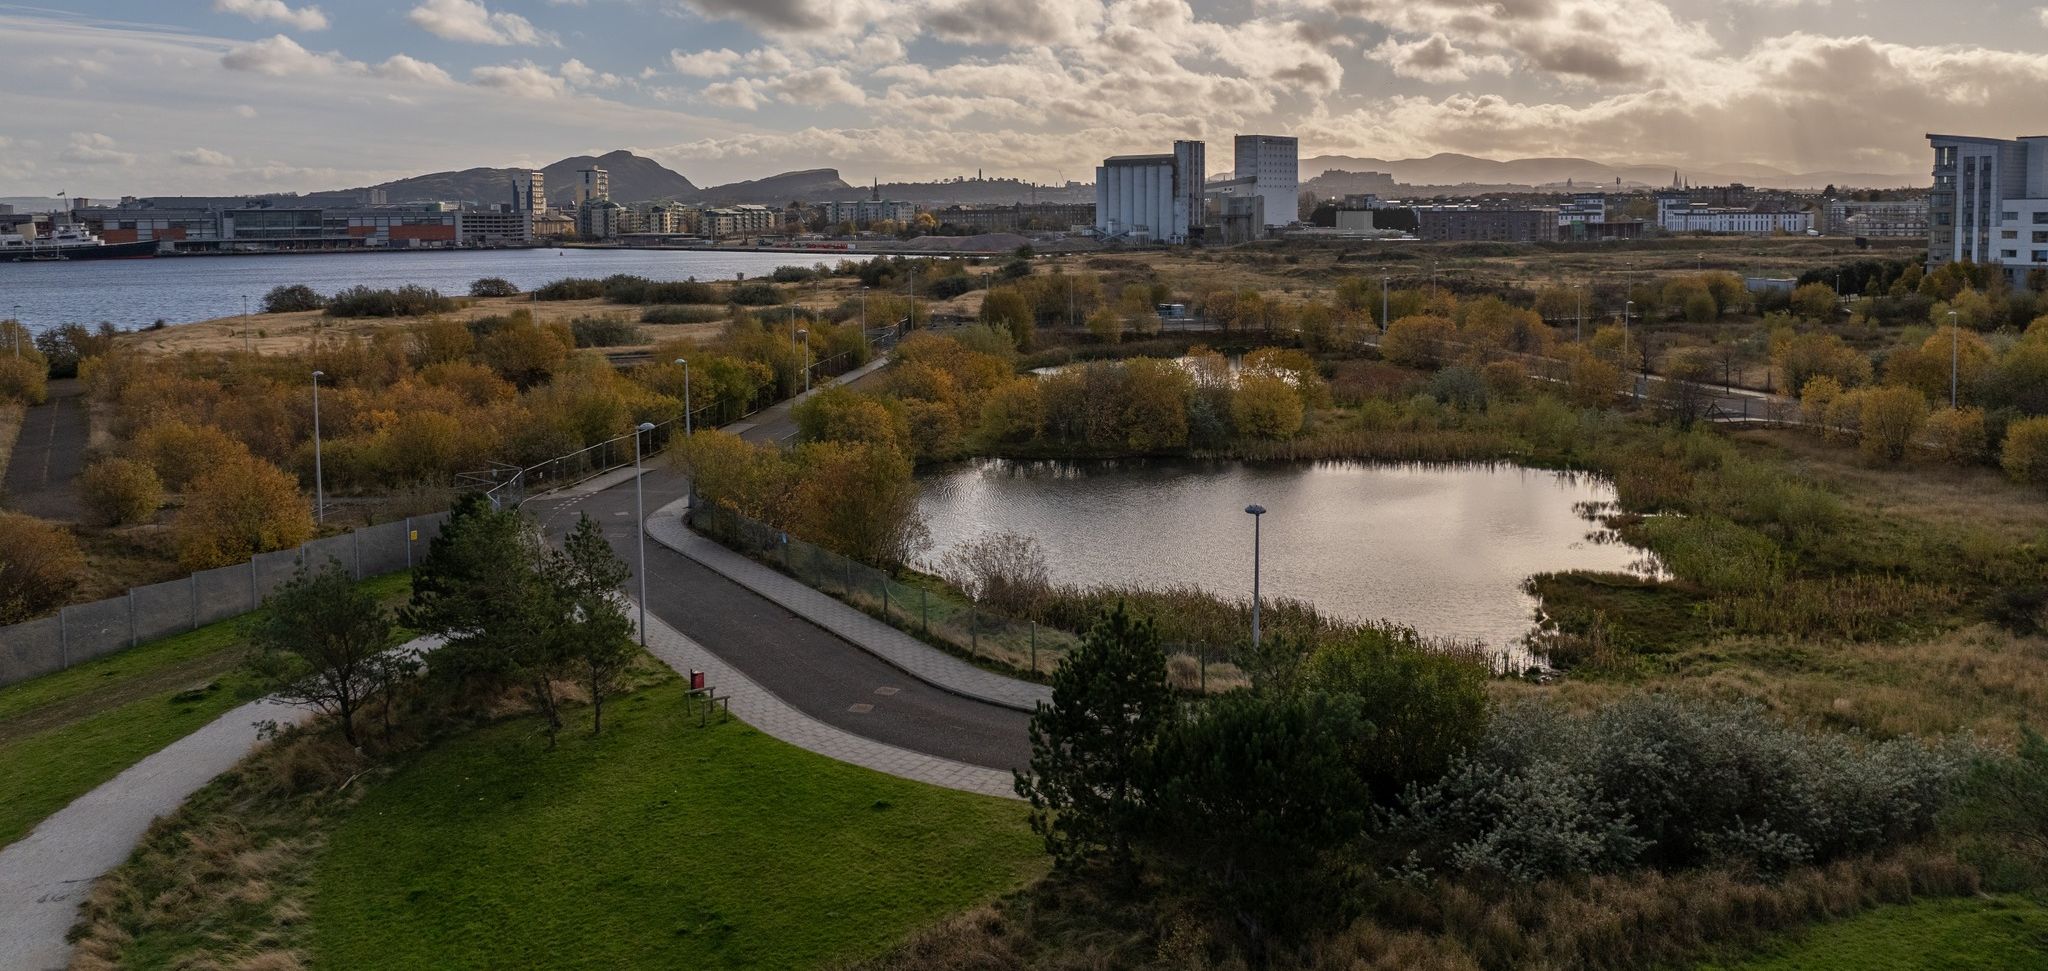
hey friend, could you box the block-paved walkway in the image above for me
[0,637,441,971]
[645,496,1052,714]
[635,608,1016,800]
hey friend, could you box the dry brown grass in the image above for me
[66,729,369,971]
[0,401,22,487]
[853,847,1978,971]
[1737,427,2048,537]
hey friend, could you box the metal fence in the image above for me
[0,511,450,688]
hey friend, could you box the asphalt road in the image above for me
[3,378,88,519]
[527,445,1033,774]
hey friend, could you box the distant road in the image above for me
[2,379,87,520]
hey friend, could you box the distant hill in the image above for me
[313,151,697,206]
[1299,153,1920,192]
[694,169,853,207]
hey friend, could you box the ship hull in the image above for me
[6,239,160,262]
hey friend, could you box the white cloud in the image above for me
[406,0,555,46]
[925,0,1103,47]
[61,132,136,166]
[374,53,454,84]
[469,61,569,98]
[670,47,741,77]
[674,0,896,36]
[233,104,259,118]
[559,58,621,88]
[220,34,359,75]
[772,65,867,106]
[212,0,328,32]
[1371,32,1512,83]
[702,77,766,110]
[175,147,237,166]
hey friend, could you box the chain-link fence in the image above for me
[690,504,1253,692]
[0,511,450,688]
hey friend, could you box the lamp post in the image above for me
[1575,284,1584,342]
[674,358,691,437]
[797,328,811,393]
[1245,504,1266,649]
[1380,275,1389,334]
[634,421,655,646]
[242,295,251,354]
[1623,300,1635,401]
[310,370,325,524]
[9,304,18,357]
[1949,310,1960,409]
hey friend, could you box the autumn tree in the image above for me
[980,288,1034,350]
[1233,372,1305,439]
[1788,282,1840,321]
[793,385,908,452]
[1381,314,1456,368]
[1857,385,1929,462]
[79,457,164,526]
[978,378,1045,445]
[1925,407,1987,465]
[174,453,315,570]
[789,440,927,569]
[1771,330,1872,395]
[1085,307,1123,345]
[0,513,84,623]
[2002,416,2048,487]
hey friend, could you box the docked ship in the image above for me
[0,224,159,262]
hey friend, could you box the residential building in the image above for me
[576,167,609,205]
[1234,134,1298,228]
[1924,134,2048,282]
[1094,140,1204,244]
[1819,198,1929,237]
[703,204,778,239]
[1655,194,1813,235]
[533,210,575,238]
[1412,205,1560,243]
[822,198,917,229]
[577,199,622,239]
[513,170,545,212]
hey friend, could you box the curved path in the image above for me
[2,378,88,519]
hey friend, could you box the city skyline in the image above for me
[6,0,2048,197]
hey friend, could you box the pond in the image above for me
[915,459,1656,651]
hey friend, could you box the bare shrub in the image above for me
[938,531,1050,615]
[0,512,84,622]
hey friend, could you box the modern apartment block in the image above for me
[1094,139,1204,244]
[513,169,546,212]
[821,198,917,229]
[1927,133,2048,281]
[1820,198,1929,238]
[1655,193,1813,235]
[1411,206,1559,243]
[1234,134,1298,228]
[576,167,610,205]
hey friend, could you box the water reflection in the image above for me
[915,458,1658,650]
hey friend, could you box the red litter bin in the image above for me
[690,670,706,691]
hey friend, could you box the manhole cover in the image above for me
[873,686,899,696]
[848,703,874,714]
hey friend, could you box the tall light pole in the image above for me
[242,295,252,354]
[1949,309,1960,409]
[1245,504,1266,649]
[310,370,326,524]
[674,358,691,436]
[633,421,655,647]
[797,328,811,393]
[1623,300,1635,401]
[1380,275,1389,333]
[1575,284,1584,342]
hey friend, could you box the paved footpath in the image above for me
[0,636,441,971]
[646,497,1051,713]
[637,608,1016,800]
[2,378,88,520]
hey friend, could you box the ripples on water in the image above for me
[915,458,1660,652]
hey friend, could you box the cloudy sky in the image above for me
[5,0,2047,196]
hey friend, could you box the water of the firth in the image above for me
[916,459,1657,651]
[0,248,820,333]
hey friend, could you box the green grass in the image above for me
[1696,896,2048,971]
[0,571,412,849]
[312,677,1042,970]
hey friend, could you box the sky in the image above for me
[5,0,2048,197]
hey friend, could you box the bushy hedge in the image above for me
[599,275,720,305]
[79,457,164,526]
[533,277,606,301]
[323,285,455,318]
[261,284,326,314]
[730,282,784,306]
[640,305,726,325]
[468,277,520,298]
[568,315,644,348]
[1393,697,1972,881]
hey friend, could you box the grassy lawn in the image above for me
[1695,895,2048,971]
[312,677,1042,970]
[0,571,411,850]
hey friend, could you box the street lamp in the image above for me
[1949,310,1960,409]
[1574,284,1584,343]
[1623,300,1635,401]
[797,328,810,393]
[310,370,325,524]
[1245,504,1267,649]
[674,358,691,437]
[633,421,655,647]
[1380,275,1389,334]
